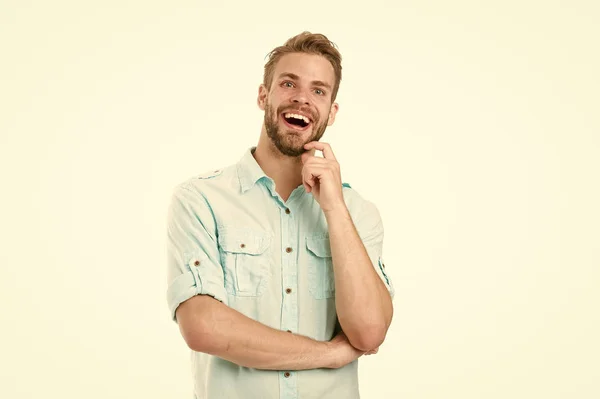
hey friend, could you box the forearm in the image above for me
[177,295,334,370]
[325,206,393,350]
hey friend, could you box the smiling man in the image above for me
[166,32,395,399]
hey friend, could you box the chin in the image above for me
[276,142,306,157]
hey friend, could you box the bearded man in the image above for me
[166,31,395,399]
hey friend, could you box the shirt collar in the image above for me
[237,146,268,193]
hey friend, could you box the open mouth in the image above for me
[281,112,312,131]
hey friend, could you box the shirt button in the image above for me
[240,243,246,248]
[193,260,200,266]
[286,247,293,253]
[285,208,291,214]
[285,288,292,294]
[284,372,291,378]
[286,330,292,333]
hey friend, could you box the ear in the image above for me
[326,102,339,126]
[257,84,268,111]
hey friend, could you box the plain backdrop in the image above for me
[1,1,599,398]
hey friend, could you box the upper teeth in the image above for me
[285,113,309,124]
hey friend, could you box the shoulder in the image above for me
[168,164,238,209]
[169,165,234,209]
[341,182,368,207]
[175,163,236,192]
[341,182,381,221]
[194,168,225,180]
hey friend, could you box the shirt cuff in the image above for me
[167,257,228,322]
[376,256,395,300]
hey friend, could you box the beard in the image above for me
[264,101,329,157]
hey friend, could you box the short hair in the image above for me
[263,31,342,101]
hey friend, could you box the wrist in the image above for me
[323,203,349,218]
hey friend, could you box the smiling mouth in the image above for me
[281,112,312,130]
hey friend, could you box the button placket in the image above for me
[279,201,298,384]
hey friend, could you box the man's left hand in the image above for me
[301,141,346,213]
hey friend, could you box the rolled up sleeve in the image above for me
[355,201,395,300]
[166,183,228,322]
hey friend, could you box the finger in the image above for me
[303,166,336,189]
[302,156,330,166]
[303,158,338,177]
[302,170,320,192]
[302,164,328,182]
[301,150,330,166]
[303,180,311,192]
[302,170,326,192]
[302,173,315,192]
[304,141,337,161]
[304,141,335,160]
[301,151,311,165]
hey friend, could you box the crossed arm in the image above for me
[168,184,393,370]
[176,294,363,370]
[324,204,394,351]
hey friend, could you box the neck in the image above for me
[253,130,307,201]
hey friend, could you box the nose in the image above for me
[290,88,311,105]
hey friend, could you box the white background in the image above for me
[1,1,599,398]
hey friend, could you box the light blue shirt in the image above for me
[166,146,394,399]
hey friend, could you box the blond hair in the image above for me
[263,31,342,101]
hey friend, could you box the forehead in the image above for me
[272,53,335,86]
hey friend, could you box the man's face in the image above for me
[258,53,339,157]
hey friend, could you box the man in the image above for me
[166,31,395,399]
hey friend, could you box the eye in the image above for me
[282,81,295,88]
[314,88,325,96]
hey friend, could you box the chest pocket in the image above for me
[306,235,335,299]
[219,229,272,297]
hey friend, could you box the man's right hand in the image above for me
[326,330,374,369]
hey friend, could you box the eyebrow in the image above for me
[277,72,332,90]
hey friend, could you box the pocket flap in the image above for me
[219,228,271,255]
[306,235,332,258]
